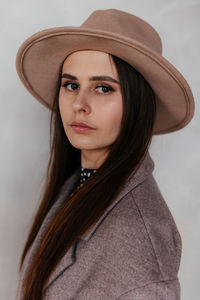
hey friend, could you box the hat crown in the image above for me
[81,9,162,54]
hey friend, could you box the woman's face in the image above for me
[59,50,123,169]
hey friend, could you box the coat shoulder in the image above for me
[130,174,182,279]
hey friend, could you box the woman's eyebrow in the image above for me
[61,73,119,84]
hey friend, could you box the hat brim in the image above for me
[16,27,194,135]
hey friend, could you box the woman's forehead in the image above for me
[62,50,118,79]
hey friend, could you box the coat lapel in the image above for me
[46,152,154,289]
[80,152,154,241]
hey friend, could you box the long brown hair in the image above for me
[20,54,156,299]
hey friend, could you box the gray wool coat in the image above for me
[16,152,182,299]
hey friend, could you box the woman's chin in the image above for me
[69,140,97,151]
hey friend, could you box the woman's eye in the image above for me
[96,85,114,94]
[62,82,78,91]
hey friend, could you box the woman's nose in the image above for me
[73,90,91,114]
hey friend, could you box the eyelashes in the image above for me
[96,85,114,94]
[61,81,115,94]
[62,82,78,90]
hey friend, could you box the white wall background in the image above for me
[0,0,199,299]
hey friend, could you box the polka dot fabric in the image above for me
[80,167,97,184]
[69,167,97,198]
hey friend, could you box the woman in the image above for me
[15,9,194,300]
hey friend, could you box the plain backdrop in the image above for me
[0,0,199,299]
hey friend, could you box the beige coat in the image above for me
[16,152,181,299]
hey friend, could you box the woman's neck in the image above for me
[81,149,108,169]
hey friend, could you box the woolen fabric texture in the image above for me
[15,152,182,299]
[15,8,195,135]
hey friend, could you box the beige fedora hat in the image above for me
[16,8,194,135]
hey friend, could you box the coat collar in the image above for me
[80,151,154,241]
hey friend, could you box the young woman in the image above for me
[15,8,194,300]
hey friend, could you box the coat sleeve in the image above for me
[116,279,180,300]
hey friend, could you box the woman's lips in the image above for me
[71,121,94,128]
[70,121,95,133]
[71,124,95,133]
